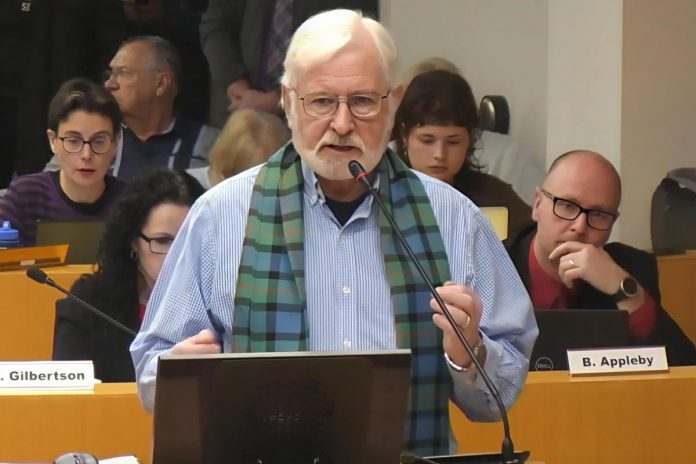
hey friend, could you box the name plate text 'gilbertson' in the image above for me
[0,361,95,391]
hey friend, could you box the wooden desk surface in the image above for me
[0,383,152,463]
[657,251,696,344]
[452,367,696,464]
[1,368,695,464]
[0,265,92,361]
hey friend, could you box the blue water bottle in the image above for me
[0,220,20,248]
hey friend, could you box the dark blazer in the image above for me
[453,170,531,237]
[505,222,696,366]
[200,0,379,90]
[53,277,139,382]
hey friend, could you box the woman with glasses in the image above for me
[53,168,203,382]
[0,78,125,246]
[394,70,531,236]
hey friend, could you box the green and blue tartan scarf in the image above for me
[233,145,453,455]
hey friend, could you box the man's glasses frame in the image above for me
[295,90,390,119]
[541,188,618,231]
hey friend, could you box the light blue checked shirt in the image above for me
[131,160,537,442]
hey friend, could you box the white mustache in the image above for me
[318,131,365,152]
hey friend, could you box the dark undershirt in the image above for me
[324,193,368,226]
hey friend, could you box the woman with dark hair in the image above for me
[53,168,203,382]
[0,78,125,246]
[394,69,531,236]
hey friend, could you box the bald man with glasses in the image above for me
[505,150,695,365]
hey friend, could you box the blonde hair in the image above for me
[208,110,290,185]
[402,56,461,87]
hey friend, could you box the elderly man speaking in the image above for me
[131,9,536,456]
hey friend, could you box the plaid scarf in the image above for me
[233,145,452,455]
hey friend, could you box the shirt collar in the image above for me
[301,159,381,206]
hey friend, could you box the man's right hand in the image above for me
[171,329,222,355]
[227,79,251,108]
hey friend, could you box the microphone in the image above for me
[26,267,137,338]
[348,160,520,464]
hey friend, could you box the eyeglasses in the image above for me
[58,136,114,155]
[103,67,161,82]
[296,91,390,118]
[541,189,618,231]
[138,233,174,255]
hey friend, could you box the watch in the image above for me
[610,276,639,302]
[444,338,487,373]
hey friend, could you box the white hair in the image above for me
[280,9,398,89]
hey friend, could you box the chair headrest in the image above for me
[479,95,510,134]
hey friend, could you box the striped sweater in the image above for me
[0,171,125,246]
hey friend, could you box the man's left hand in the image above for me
[228,88,282,114]
[430,281,483,368]
[549,241,628,294]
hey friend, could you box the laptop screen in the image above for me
[530,309,630,371]
[35,220,104,264]
[153,350,411,464]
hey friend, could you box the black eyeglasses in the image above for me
[541,189,618,231]
[296,90,390,118]
[58,136,113,155]
[138,233,174,255]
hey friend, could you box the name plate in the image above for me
[567,346,668,376]
[0,361,95,391]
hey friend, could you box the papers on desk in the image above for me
[101,457,140,463]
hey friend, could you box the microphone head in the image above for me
[348,160,366,180]
[26,267,49,284]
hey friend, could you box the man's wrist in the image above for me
[444,337,486,372]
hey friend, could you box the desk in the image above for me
[657,251,696,343]
[0,383,152,463]
[452,367,696,463]
[1,369,694,464]
[0,265,92,361]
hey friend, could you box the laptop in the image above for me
[35,220,105,264]
[530,309,630,371]
[153,350,411,464]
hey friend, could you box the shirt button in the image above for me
[338,234,346,242]
[343,338,352,349]
[342,286,351,294]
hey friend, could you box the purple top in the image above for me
[0,171,126,246]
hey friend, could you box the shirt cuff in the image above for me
[628,292,658,339]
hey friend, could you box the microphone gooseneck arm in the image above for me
[26,267,137,337]
[348,160,517,463]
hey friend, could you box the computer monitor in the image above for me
[153,350,411,464]
[530,309,630,371]
[35,220,104,264]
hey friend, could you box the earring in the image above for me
[130,250,137,261]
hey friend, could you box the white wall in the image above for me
[381,0,549,172]
[621,0,696,249]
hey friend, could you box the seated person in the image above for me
[45,36,220,179]
[394,69,531,236]
[401,57,545,206]
[52,168,203,382]
[505,150,696,365]
[187,109,290,189]
[0,78,126,247]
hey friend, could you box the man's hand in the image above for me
[549,241,628,294]
[171,329,222,355]
[228,87,282,114]
[430,281,483,368]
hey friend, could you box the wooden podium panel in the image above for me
[0,369,694,464]
[451,367,696,464]
[657,251,696,344]
[0,265,92,361]
[0,383,152,463]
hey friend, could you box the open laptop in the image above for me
[530,309,630,371]
[35,220,105,264]
[153,350,411,464]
